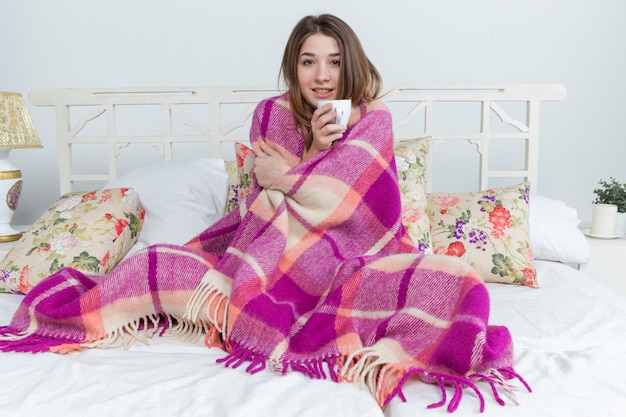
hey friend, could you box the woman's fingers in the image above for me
[259,140,274,157]
[314,104,336,128]
[311,105,346,151]
[254,140,272,158]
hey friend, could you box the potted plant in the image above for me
[593,177,626,234]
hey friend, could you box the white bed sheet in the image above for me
[1,261,625,417]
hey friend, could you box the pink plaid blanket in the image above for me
[0,95,528,412]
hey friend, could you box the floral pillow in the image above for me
[224,142,256,214]
[0,188,144,294]
[394,137,432,254]
[426,183,537,287]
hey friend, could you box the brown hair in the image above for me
[279,14,382,148]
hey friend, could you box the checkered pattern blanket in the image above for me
[0,95,527,412]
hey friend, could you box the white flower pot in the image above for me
[616,212,626,235]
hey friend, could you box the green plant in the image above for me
[593,177,626,213]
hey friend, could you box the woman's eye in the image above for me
[302,59,314,66]
[331,60,341,66]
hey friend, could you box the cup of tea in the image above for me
[317,99,351,127]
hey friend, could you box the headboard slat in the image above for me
[29,84,566,195]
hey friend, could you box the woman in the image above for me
[0,14,522,413]
[186,14,521,411]
[254,13,383,172]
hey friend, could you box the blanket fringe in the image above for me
[184,279,229,341]
[333,346,531,413]
[216,343,268,374]
[0,311,213,354]
[341,347,385,394]
[77,312,211,352]
[195,339,530,413]
[0,329,72,353]
[386,365,531,413]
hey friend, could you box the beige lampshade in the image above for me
[0,91,42,149]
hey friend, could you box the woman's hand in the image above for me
[253,140,292,188]
[304,103,347,160]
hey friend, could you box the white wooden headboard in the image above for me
[29,84,566,195]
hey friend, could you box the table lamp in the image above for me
[0,91,42,242]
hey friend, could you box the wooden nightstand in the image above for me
[579,233,626,299]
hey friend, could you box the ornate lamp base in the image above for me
[0,149,24,242]
[0,226,22,242]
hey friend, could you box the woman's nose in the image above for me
[315,65,330,82]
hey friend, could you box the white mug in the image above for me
[317,99,351,127]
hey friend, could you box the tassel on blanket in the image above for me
[213,336,530,414]
[0,311,207,354]
[381,366,532,413]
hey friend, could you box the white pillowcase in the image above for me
[105,158,229,256]
[529,195,589,264]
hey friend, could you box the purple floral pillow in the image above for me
[426,183,537,287]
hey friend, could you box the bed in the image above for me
[1,84,625,417]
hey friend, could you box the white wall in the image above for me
[2,0,626,224]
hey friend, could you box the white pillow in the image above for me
[529,195,589,264]
[105,158,229,255]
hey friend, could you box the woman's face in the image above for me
[297,33,341,108]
